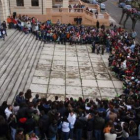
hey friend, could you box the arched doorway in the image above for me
[0,0,4,24]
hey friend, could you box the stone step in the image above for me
[0,33,28,87]
[0,32,23,67]
[0,32,25,79]
[23,42,44,93]
[0,33,32,103]
[8,40,44,104]
[0,30,17,49]
[9,36,36,97]
[1,35,35,103]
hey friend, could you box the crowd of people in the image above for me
[4,15,103,45]
[68,3,98,19]
[108,26,140,96]
[2,15,112,48]
[1,89,140,140]
[0,12,140,140]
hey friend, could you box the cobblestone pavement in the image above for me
[30,43,123,101]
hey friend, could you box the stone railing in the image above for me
[52,8,69,12]
[27,7,109,26]
[51,7,109,21]
[79,0,100,13]
[54,0,80,5]
[103,12,109,19]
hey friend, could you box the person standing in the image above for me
[75,114,85,140]
[96,44,100,55]
[131,30,137,39]
[68,4,72,12]
[7,16,12,29]
[0,115,11,140]
[94,112,105,140]
[57,19,61,25]
[1,21,7,36]
[0,29,2,39]
[4,105,12,120]
[86,113,94,140]
[15,92,25,105]
[92,41,96,53]
[0,27,6,41]
[95,10,98,19]
[96,20,100,29]
[101,45,105,55]
[67,110,76,140]
[8,114,18,140]
[104,128,117,140]
[48,120,58,140]
[61,116,70,140]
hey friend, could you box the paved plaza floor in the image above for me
[30,43,123,101]
[0,30,123,104]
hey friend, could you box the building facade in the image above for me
[0,0,10,23]
[9,0,69,15]
[0,0,109,26]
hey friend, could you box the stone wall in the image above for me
[0,0,109,26]
[10,0,46,15]
[26,8,109,26]
[0,0,10,23]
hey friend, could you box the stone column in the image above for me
[0,0,10,22]
[63,0,69,8]
[0,0,3,23]
[46,0,52,20]
[46,0,52,8]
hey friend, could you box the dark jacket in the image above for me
[17,107,28,119]
[0,123,10,139]
[24,118,35,133]
[0,106,7,118]
[94,116,105,130]
[1,22,7,29]
[48,124,58,138]
[75,118,86,129]
[87,118,94,131]
[39,114,50,132]
[58,107,67,117]
[15,95,25,105]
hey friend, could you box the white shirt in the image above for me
[5,108,12,120]
[121,60,127,69]
[62,122,70,132]
[21,22,24,26]
[67,113,76,129]
[2,31,5,34]
[105,133,117,140]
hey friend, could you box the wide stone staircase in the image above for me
[0,30,44,104]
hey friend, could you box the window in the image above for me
[31,0,39,6]
[16,0,24,6]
